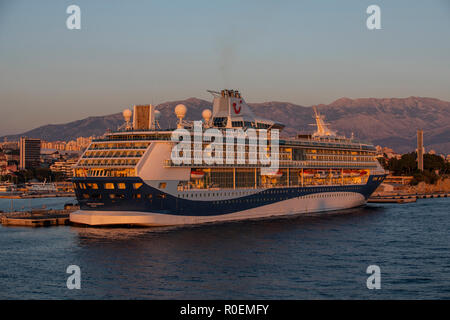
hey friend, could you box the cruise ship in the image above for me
[70,90,386,226]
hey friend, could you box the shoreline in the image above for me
[0,192,75,199]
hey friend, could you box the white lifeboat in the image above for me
[263,170,283,178]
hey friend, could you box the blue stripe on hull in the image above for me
[72,175,385,216]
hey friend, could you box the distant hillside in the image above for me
[3,96,450,154]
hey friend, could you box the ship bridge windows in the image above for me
[213,117,227,127]
[256,123,271,129]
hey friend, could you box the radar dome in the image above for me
[122,109,132,121]
[154,110,161,119]
[202,109,212,122]
[175,104,187,118]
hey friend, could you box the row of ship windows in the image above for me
[83,152,145,158]
[82,193,160,200]
[81,191,355,202]
[89,142,150,150]
[76,182,143,190]
[78,182,356,195]
[180,187,353,198]
[307,155,374,162]
[78,159,139,165]
[209,192,356,204]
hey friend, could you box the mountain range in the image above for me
[3,96,450,154]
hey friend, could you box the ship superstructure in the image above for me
[70,90,386,226]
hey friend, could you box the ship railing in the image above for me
[88,146,148,150]
[176,181,368,192]
[76,163,137,167]
[92,135,171,142]
[164,159,378,168]
[280,138,375,150]
[82,155,143,159]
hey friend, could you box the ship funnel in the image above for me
[133,104,156,130]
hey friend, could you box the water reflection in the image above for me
[73,205,385,243]
[2,199,449,299]
[66,206,388,299]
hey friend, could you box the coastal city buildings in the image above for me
[41,136,93,152]
[50,159,78,178]
[375,145,402,159]
[1,136,93,180]
[19,137,41,170]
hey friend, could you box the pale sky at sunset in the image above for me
[1,0,449,135]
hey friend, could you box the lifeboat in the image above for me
[359,170,368,176]
[316,170,327,179]
[332,170,341,177]
[343,169,360,177]
[301,169,315,177]
[263,170,283,178]
[190,170,205,179]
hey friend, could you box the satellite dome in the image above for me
[202,109,212,122]
[175,104,187,118]
[154,110,161,119]
[122,109,132,121]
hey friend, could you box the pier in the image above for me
[368,192,449,203]
[0,192,75,199]
[0,209,75,227]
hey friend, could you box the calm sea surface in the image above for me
[0,197,449,299]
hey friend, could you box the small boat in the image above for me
[301,170,315,178]
[262,170,283,178]
[190,170,205,179]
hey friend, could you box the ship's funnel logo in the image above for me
[170,121,279,172]
[232,101,241,114]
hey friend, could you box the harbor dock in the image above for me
[0,209,75,227]
[368,192,449,203]
[0,192,75,199]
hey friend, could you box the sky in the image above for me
[0,0,449,135]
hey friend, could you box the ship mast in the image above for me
[312,106,336,137]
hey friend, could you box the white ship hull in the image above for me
[70,191,366,227]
